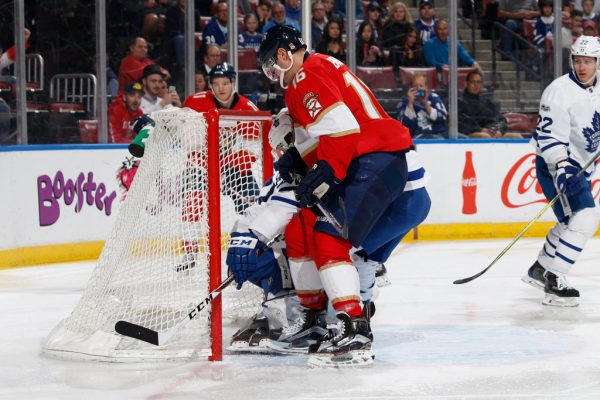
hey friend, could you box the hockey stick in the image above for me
[315,197,349,239]
[454,151,600,285]
[115,235,282,346]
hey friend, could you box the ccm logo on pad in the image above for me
[230,238,259,248]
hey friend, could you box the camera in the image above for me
[415,89,426,99]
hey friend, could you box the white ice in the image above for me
[2,238,600,399]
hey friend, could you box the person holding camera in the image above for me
[140,64,180,114]
[396,72,448,139]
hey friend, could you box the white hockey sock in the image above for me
[537,222,565,268]
[351,253,377,302]
[549,208,598,275]
[319,262,361,314]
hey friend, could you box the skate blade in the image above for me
[376,275,391,288]
[542,294,579,307]
[265,340,309,354]
[521,275,545,291]
[307,350,374,368]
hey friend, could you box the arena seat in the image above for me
[399,67,438,90]
[356,66,397,90]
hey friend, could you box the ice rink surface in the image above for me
[1,237,600,400]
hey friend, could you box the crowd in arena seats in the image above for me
[3,0,574,144]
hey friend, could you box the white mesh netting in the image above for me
[42,108,268,361]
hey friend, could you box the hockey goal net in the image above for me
[42,108,273,361]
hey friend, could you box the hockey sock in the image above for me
[537,222,565,268]
[289,258,327,310]
[549,208,598,275]
[351,252,377,302]
[319,262,362,317]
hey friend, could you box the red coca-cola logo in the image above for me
[501,153,600,208]
[463,177,477,187]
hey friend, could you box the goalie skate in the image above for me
[521,260,546,290]
[267,308,328,354]
[307,313,373,368]
[542,271,580,307]
[375,263,391,287]
[228,314,271,352]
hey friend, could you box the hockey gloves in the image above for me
[295,160,337,208]
[554,160,585,197]
[128,114,155,158]
[277,147,308,183]
[226,232,278,292]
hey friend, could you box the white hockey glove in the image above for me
[270,108,294,159]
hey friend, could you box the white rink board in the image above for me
[418,141,600,224]
[0,145,131,249]
[1,142,599,250]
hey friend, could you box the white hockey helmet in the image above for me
[570,36,600,83]
[269,108,294,159]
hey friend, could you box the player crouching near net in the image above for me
[522,35,600,307]
[247,25,419,367]
[226,108,430,364]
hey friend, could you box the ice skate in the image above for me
[375,263,391,287]
[175,253,196,273]
[228,314,271,352]
[542,271,580,307]
[307,313,374,368]
[266,307,328,354]
[521,260,546,290]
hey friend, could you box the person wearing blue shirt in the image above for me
[203,2,228,46]
[239,13,264,51]
[262,2,301,33]
[397,72,448,139]
[284,0,301,23]
[423,19,481,71]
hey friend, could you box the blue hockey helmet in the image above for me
[258,25,306,82]
[208,62,237,83]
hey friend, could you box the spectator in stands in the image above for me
[333,0,364,20]
[396,72,448,139]
[203,1,228,46]
[195,69,208,92]
[158,78,182,108]
[533,0,555,49]
[118,37,169,92]
[581,0,599,21]
[582,19,598,35]
[165,0,200,66]
[575,0,600,14]
[323,0,343,25]
[0,28,30,73]
[108,82,144,143]
[142,0,168,47]
[200,44,222,75]
[381,2,414,49]
[140,64,180,113]
[0,98,12,145]
[285,0,301,23]
[497,0,539,60]
[239,12,264,51]
[311,1,328,49]
[457,70,522,139]
[423,19,481,71]
[414,0,436,43]
[395,26,426,67]
[357,21,384,66]
[572,9,584,37]
[315,19,346,62]
[263,2,301,33]
[365,1,384,40]
[256,0,273,33]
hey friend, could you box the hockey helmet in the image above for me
[570,36,600,81]
[258,25,306,82]
[208,62,237,83]
[269,108,294,159]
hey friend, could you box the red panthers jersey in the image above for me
[183,90,258,113]
[285,53,413,179]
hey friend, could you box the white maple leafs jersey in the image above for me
[532,72,600,175]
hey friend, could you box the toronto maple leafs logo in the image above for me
[582,111,600,153]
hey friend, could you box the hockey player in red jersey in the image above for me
[256,25,415,366]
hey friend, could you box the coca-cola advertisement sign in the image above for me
[501,153,600,208]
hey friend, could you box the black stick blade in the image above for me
[115,321,159,346]
[453,270,486,285]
